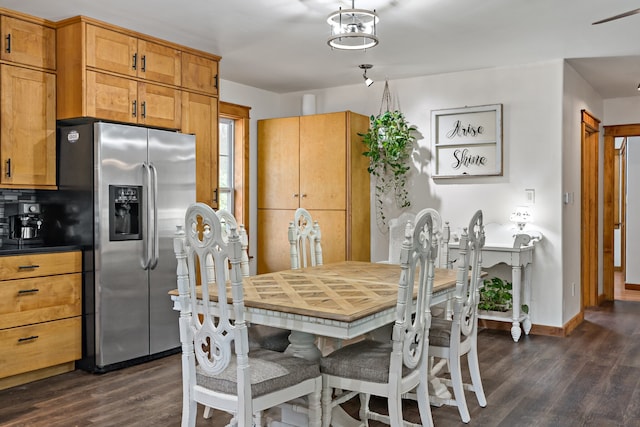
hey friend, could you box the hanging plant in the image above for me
[360,80,417,231]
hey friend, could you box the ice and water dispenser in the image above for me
[109,185,142,241]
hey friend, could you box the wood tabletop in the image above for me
[172,261,458,323]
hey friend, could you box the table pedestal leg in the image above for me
[285,330,322,361]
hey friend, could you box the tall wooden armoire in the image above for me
[257,111,371,273]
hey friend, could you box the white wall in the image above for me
[561,63,604,323]
[222,60,585,328]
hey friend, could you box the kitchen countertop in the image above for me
[0,243,83,256]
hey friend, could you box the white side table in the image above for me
[449,227,540,342]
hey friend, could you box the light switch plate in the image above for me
[525,188,535,204]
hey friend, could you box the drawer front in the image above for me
[0,251,81,280]
[0,273,82,329]
[0,317,81,378]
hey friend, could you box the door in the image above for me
[0,65,56,187]
[300,113,347,210]
[0,16,55,70]
[86,71,137,124]
[137,40,181,86]
[257,116,300,210]
[86,24,137,77]
[95,122,149,367]
[147,128,195,354]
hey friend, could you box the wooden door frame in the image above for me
[603,124,640,300]
[581,110,600,308]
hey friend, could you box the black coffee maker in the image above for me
[7,202,44,245]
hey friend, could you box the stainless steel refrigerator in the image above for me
[56,121,195,372]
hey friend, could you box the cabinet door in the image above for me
[86,71,137,124]
[257,208,294,274]
[300,113,347,210]
[0,65,56,187]
[182,51,218,96]
[86,24,137,77]
[181,91,218,207]
[0,16,55,70]
[257,117,300,210]
[138,40,181,86]
[138,82,181,129]
[308,209,346,264]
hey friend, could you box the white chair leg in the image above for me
[203,406,213,419]
[468,346,487,407]
[450,356,470,423]
[415,377,434,427]
[183,399,197,427]
[321,383,333,427]
[308,382,322,427]
[387,390,403,427]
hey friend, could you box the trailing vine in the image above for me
[360,81,417,231]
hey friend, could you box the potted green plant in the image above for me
[479,277,529,313]
[360,82,417,230]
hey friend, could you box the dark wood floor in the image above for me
[2,301,640,426]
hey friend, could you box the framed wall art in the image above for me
[431,103,503,178]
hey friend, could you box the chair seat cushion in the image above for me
[429,318,452,347]
[320,340,410,383]
[196,348,319,397]
[248,325,291,352]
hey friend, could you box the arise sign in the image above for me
[431,104,503,178]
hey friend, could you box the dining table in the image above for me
[170,260,458,426]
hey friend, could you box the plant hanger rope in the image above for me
[361,79,416,232]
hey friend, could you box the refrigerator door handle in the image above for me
[142,162,152,270]
[149,163,160,269]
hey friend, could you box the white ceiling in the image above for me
[1,0,640,97]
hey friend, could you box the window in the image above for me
[218,117,234,213]
[219,101,251,235]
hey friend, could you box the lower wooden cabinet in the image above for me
[0,251,82,390]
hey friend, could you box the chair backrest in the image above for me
[421,208,451,269]
[288,207,322,269]
[174,203,253,422]
[387,212,416,264]
[390,208,437,375]
[216,209,250,277]
[453,210,485,339]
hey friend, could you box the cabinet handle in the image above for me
[132,53,137,70]
[213,189,218,205]
[132,100,137,117]
[141,55,146,72]
[5,33,10,53]
[18,264,40,270]
[18,288,40,294]
[141,101,146,118]
[301,193,307,198]
[5,158,10,178]
[293,193,299,198]
[214,74,218,89]
[18,335,39,343]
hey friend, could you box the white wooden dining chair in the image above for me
[428,209,487,423]
[289,207,322,269]
[174,203,322,427]
[319,209,437,427]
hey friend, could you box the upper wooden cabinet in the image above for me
[0,10,56,190]
[57,16,220,128]
[0,14,55,70]
[86,24,181,86]
[182,52,218,96]
[85,71,181,129]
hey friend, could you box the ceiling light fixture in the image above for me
[359,64,374,87]
[327,0,379,50]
